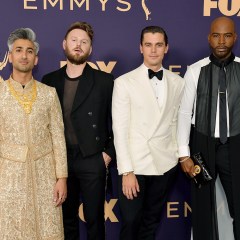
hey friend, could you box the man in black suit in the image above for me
[42,21,115,240]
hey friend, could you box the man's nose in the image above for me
[22,52,27,58]
[219,35,226,44]
[151,46,156,52]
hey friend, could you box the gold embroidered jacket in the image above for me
[0,78,68,240]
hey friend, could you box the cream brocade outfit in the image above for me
[0,78,67,240]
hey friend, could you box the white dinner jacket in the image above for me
[112,64,185,175]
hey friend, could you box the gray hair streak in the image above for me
[7,28,39,54]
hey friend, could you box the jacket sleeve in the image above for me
[103,75,116,160]
[49,88,68,179]
[177,66,197,157]
[112,77,134,175]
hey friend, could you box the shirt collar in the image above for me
[9,75,35,93]
[142,63,164,79]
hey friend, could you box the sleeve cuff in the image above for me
[178,146,190,158]
[117,168,134,175]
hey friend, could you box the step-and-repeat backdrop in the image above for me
[0,1,239,239]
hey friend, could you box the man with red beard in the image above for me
[42,22,115,240]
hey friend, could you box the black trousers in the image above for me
[62,145,107,240]
[215,140,236,238]
[118,166,177,240]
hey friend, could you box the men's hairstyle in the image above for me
[64,21,94,43]
[7,28,39,54]
[140,26,168,45]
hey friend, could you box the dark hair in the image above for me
[64,22,94,43]
[140,26,168,45]
[8,28,39,54]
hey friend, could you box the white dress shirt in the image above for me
[143,64,165,107]
[177,57,232,157]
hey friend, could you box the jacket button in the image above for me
[88,112,93,116]
[96,136,100,141]
[92,124,97,128]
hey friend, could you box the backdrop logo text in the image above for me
[204,0,240,16]
[23,0,152,20]
[79,200,192,222]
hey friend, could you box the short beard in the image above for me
[67,53,88,65]
[212,46,233,60]
[14,65,34,73]
[65,47,89,65]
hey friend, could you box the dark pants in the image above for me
[118,166,177,240]
[63,145,106,240]
[215,140,236,238]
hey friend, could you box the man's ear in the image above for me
[165,44,169,54]
[234,33,237,43]
[34,55,38,66]
[8,52,12,63]
[63,40,66,50]
[89,46,92,56]
[207,34,211,44]
[140,44,143,54]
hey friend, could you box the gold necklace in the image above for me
[7,80,37,114]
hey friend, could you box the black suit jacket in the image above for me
[42,63,115,159]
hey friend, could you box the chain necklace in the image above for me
[7,80,37,114]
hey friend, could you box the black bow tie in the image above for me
[148,69,163,80]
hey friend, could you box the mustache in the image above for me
[73,47,83,52]
[216,46,228,49]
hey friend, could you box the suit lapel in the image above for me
[141,68,177,137]
[133,65,162,138]
[161,70,178,115]
[54,66,66,108]
[71,64,94,113]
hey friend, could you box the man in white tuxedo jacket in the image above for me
[112,26,185,240]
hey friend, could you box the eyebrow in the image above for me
[144,42,164,44]
[15,46,34,50]
[70,37,89,40]
[211,32,233,35]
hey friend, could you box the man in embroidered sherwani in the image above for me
[0,28,68,240]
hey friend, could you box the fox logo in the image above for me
[204,0,240,16]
